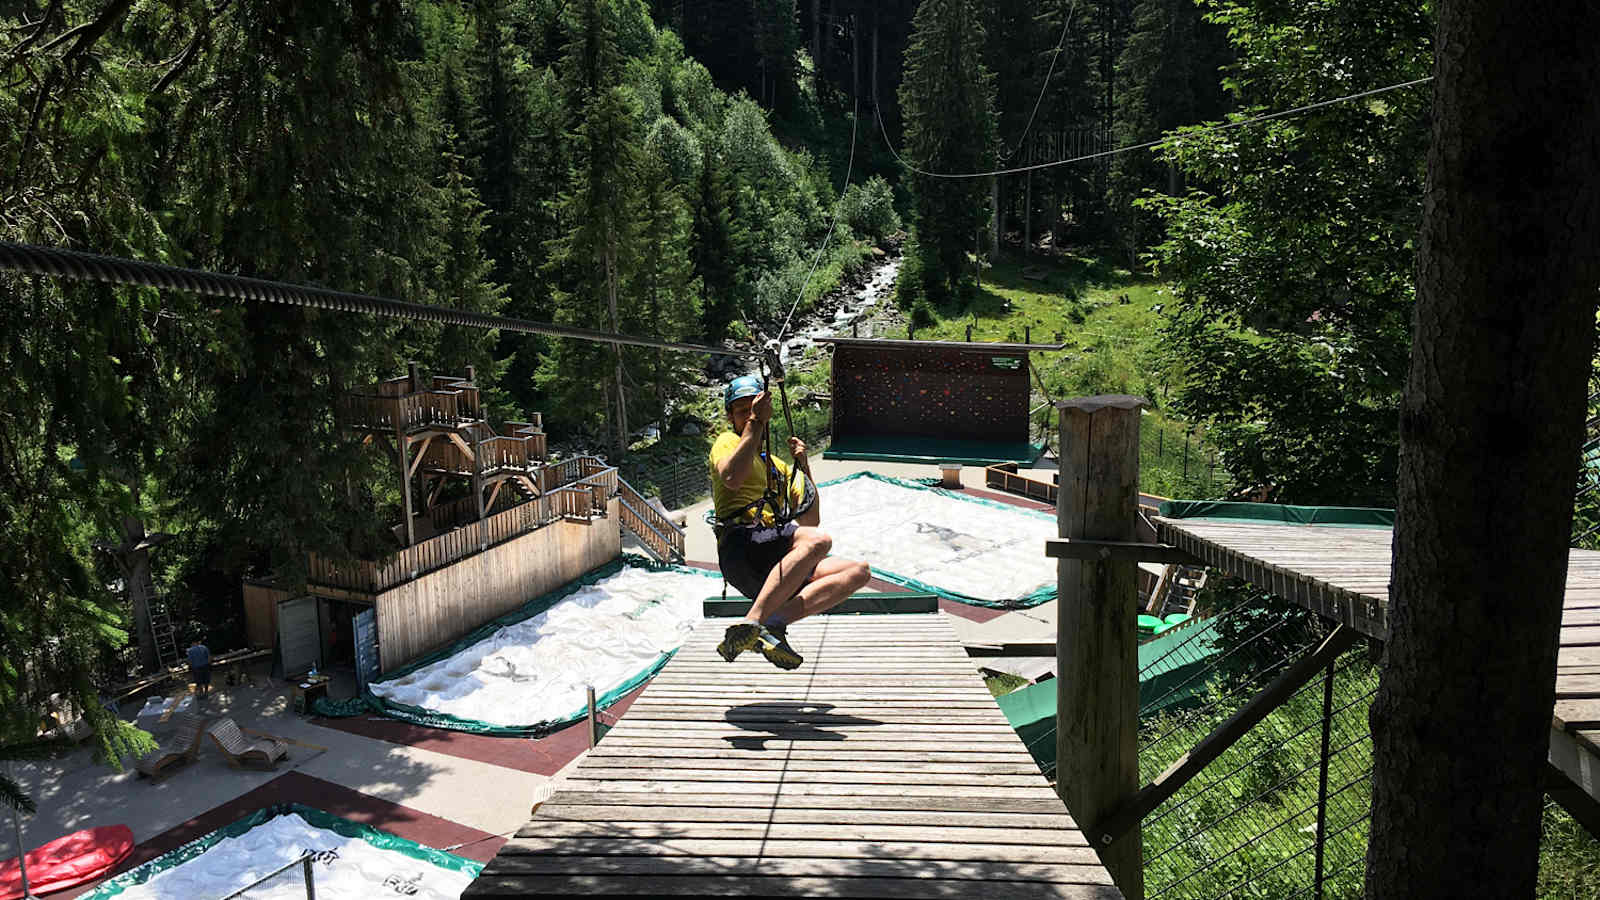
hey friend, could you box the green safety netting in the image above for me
[1157,500,1394,528]
[813,471,1058,609]
[314,555,720,736]
[80,803,482,899]
[996,617,1227,777]
[822,434,1044,466]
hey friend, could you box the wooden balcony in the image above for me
[341,373,482,434]
[308,459,618,595]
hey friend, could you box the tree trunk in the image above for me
[605,240,627,459]
[1365,2,1600,896]
[119,515,158,672]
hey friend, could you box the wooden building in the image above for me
[244,366,668,681]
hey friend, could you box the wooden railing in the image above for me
[986,462,1058,503]
[341,386,481,432]
[617,476,685,562]
[310,475,615,594]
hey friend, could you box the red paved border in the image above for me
[62,771,504,897]
[311,680,650,776]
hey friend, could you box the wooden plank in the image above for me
[497,836,1101,865]
[467,874,1120,899]
[518,821,1087,845]
[1045,538,1200,566]
[467,611,1117,898]
[544,791,1076,814]
[533,805,1077,830]
[475,854,1116,883]
[565,768,1047,787]
[576,757,1042,775]
[553,779,1058,799]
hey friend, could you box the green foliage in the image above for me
[1143,0,1431,507]
[899,0,997,303]
[840,176,902,244]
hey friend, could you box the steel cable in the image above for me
[0,241,757,358]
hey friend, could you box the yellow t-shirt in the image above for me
[709,430,807,526]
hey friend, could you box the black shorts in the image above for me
[717,521,815,601]
[192,664,211,686]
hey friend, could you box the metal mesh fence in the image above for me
[1135,591,1377,900]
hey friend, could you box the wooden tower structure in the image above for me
[340,362,547,546]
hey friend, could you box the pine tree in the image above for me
[692,145,752,339]
[631,149,704,433]
[898,0,997,304]
[544,0,642,457]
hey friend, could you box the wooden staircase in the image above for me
[616,475,685,563]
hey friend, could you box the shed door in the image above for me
[277,595,321,677]
[354,608,380,689]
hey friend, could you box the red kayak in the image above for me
[0,824,134,900]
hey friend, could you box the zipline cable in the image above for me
[777,95,859,344]
[998,0,1080,162]
[0,240,758,358]
[875,75,1434,179]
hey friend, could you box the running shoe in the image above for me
[717,622,761,662]
[755,626,803,670]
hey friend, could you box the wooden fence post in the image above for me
[1056,394,1145,900]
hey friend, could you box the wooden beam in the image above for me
[397,429,415,547]
[1090,625,1359,847]
[426,476,447,510]
[447,431,476,461]
[407,434,435,479]
[1056,395,1144,900]
[485,480,504,514]
[1045,538,1201,566]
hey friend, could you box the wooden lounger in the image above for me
[205,717,289,770]
[134,712,208,781]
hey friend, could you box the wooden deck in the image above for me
[465,614,1122,898]
[1155,516,1600,794]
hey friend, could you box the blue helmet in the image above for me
[724,374,764,411]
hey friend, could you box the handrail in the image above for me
[616,475,685,562]
[218,851,316,900]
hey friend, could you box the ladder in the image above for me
[148,600,183,671]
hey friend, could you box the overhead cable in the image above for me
[999,0,1080,162]
[0,241,757,358]
[876,76,1435,179]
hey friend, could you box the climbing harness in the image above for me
[711,342,818,603]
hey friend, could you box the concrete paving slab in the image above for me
[6,675,546,863]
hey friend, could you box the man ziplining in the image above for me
[709,374,871,669]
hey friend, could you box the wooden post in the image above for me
[1056,395,1145,900]
[587,685,600,748]
[406,359,420,393]
[397,431,415,547]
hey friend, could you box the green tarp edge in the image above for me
[314,555,721,735]
[996,617,1228,777]
[80,803,483,899]
[822,443,1045,467]
[1157,499,1394,528]
[811,471,1057,609]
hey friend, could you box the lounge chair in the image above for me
[134,712,208,780]
[205,717,289,769]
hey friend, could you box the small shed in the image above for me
[818,337,1063,465]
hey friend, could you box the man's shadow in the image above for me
[723,702,883,750]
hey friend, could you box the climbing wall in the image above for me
[830,343,1032,442]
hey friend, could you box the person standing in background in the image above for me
[187,639,211,699]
